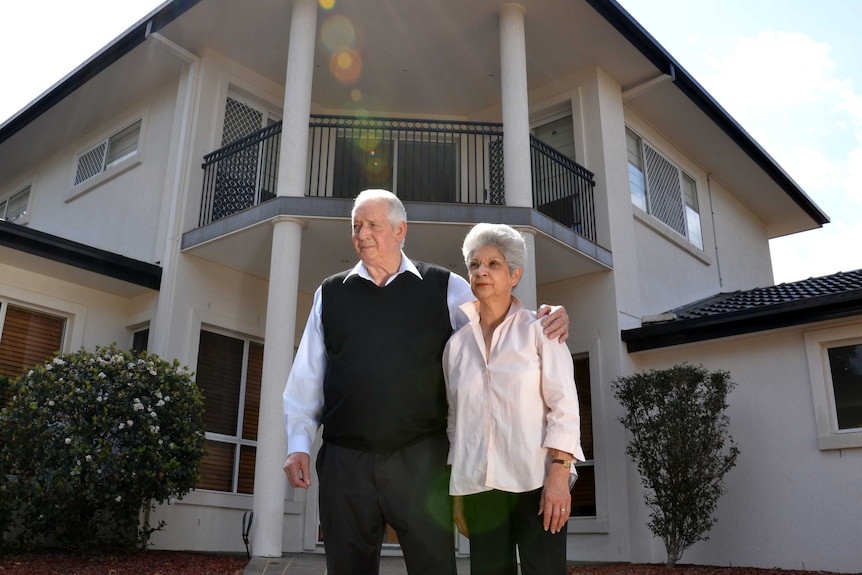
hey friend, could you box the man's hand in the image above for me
[537,304,569,343]
[284,452,312,489]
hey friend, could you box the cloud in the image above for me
[693,30,862,282]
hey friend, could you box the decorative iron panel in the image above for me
[211,98,265,221]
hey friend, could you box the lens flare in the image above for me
[319,0,335,9]
[321,14,356,52]
[330,48,362,85]
[351,89,362,102]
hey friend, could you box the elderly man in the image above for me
[283,189,569,575]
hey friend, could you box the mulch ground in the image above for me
[0,551,853,575]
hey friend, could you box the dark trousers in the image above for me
[316,434,456,575]
[463,488,568,575]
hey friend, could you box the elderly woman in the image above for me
[443,223,585,575]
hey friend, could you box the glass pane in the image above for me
[686,205,703,250]
[6,187,29,223]
[642,143,686,235]
[333,134,393,198]
[237,445,256,494]
[827,344,862,430]
[574,357,593,460]
[397,139,456,203]
[570,464,596,517]
[195,331,244,435]
[533,115,575,161]
[106,120,142,167]
[242,342,263,441]
[629,164,647,211]
[197,440,235,492]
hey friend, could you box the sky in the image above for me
[1,0,860,285]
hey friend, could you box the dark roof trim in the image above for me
[0,0,202,146]
[0,220,162,290]
[621,290,862,352]
[586,0,829,227]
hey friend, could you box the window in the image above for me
[805,325,862,450]
[74,119,142,186]
[0,186,30,224]
[626,127,703,249]
[0,302,66,380]
[210,96,281,221]
[331,131,457,202]
[194,330,263,493]
[570,355,596,517]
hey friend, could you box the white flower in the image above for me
[46,364,53,371]
[158,439,163,445]
[98,372,107,379]
[115,495,122,503]
[53,357,66,366]
[47,400,55,407]
[133,399,144,411]
[85,455,92,462]
[119,422,125,430]
[28,370,34,377]
[149,369,157,376]
[156,400,165,407]
[127,420,134,427]
[64,437,72,444]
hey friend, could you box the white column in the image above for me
[514,227,537,310]
[252,217,303,556]
[251,0,318,557]
[278,0,318,198]
[499,4,532,208]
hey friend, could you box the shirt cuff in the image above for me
[287,435,313,455]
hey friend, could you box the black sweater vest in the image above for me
[320,261,452,451]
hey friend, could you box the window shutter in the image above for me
[242,342,263,441]
[0,305,65,379]
[198,440,235,492]
[643,143,686,236]
[195,331,244,435]
[75,143,107,185]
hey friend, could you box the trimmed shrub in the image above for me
[0,345,205,550]
[612,363,739,567]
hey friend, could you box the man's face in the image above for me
[351,199,406,267]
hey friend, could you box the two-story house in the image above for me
[1,0,859,572]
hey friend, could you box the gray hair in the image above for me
[462,223,527,273]
[352,189,407,228]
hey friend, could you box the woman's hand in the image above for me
[539,464,572,534]
[453,495,469,538]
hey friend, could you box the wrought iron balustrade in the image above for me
[199,115,596,243]
[530,135,596,240]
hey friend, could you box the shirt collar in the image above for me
[460,296,524,323]
[344,251,423,285]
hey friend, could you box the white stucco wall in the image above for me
[18,79,180,264]
[626,322,862,573]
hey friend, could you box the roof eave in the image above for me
[586,0,829,228]
[0,0,201,146]
[621,292,862,352]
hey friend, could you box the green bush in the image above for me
[0,345,205,550]
[613,363,739,567]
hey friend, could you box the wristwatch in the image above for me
[552,459,572,469]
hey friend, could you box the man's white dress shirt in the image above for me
[283,253,473,455]
[444,297,585,496]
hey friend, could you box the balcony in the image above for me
[200,115,596,243]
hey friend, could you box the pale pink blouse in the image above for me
[444,297,585,496]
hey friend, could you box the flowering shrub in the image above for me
[0,345,205,549]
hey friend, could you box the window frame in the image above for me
[66,115,146,201]
[194,326,263,494]
[0,184,31,225]
[805,323,862,450]
[626,126,704,250]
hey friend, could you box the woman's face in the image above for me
[467,245,522,301]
